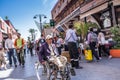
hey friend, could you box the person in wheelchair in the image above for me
[38,35,66,69]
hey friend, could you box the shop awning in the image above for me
[80,3,108,19]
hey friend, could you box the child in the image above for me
[0,42,7,70]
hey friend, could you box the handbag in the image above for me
[84,49,93,61]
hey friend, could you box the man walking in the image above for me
[14,33,25,67]
[65,24,82,69]
[5,34,17,67]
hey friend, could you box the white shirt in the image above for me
[48,44,58,56]
[5,38,14,49]
[56,38,62,47]
[65,29,78,43]
[98,32,106,45]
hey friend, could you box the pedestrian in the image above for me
[5,33,17,67]
[65,24,82,69]
[27,37,31,54]
[14,33,25,67]
[39,34,45,46]
[87,28,100,61]
[29,41,34,56]
[56,36,63,55]
[97,29,112,59]
[23,42,27,57]
[0,42,7,70]
[35,40,39,55]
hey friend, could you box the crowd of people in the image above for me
[87,27,113,61]
[0,24,114,72]
[0,33,26,70]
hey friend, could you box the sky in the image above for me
[0,0,58,40]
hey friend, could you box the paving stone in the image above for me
[0,54,120,80]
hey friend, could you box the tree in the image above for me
[28,28,37,41]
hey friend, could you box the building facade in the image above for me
[5,20,17,40]
[0,17,9,42]
[51,0,120,33]
[0,17,17,42]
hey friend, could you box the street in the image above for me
[0,53,120,80]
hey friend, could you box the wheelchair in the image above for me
[35,55,72,80]
[45,60,71,80]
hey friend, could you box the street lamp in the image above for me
[33,14,47,36]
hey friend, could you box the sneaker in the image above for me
[22,65,25,68]
[108,55,112,59]
[15,65,17,68]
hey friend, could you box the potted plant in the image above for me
[110,25,120,57]
[74,21,98,43]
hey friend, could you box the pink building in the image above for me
[0,17,17,42]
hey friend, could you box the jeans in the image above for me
[29,48,33,56]
[8,49,17,65]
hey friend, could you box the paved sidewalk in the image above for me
[0,54,120,80]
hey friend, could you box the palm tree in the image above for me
[74,21,98,42]
[28,28,37,41]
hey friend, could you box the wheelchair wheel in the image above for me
[46,61,58,80]
[61,63,71,80]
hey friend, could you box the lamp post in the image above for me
[33,14,47,36]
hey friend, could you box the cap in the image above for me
[45,35,52,40]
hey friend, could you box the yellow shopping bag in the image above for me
[84,50,93,61]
